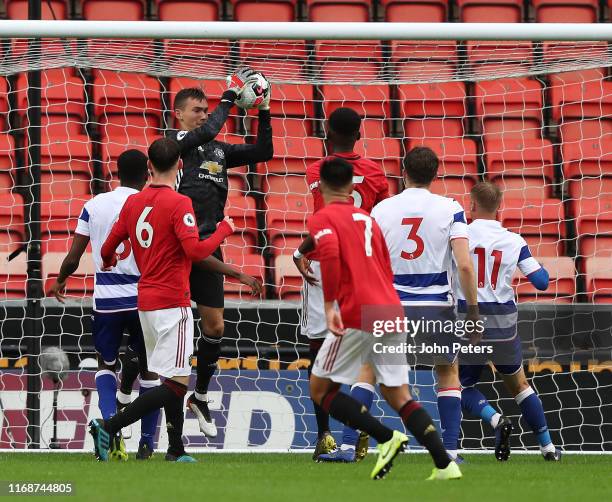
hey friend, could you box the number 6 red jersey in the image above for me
[101,184,232,311]
[307,200,402,331]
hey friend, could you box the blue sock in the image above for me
[139,379,161,448]
[516,386,552,448]
[438,388,462,456]
[341,383,375,448]
[95,370,117,420]
[462,387,500,427]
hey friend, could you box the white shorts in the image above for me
[300,261,328,339]
[138,307,194,378]
[312,329,409,387]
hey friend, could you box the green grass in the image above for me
[1,453,611,502]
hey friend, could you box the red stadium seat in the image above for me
[251,117,314,138]
[514,256,576,303]
[406,137,478,179]
[391,41,457,64]
[156,0,220,21]
[260,137,324,174]
[0,193,25,254]
[92,70,161,116]
[10,38,77,60]
[430,177,476,199]
[224,254,266,300]
[265,194,313,248]
[0,251,26,298]
[86,39,156,63]
[404,118,464,140]
[493,177,552,200]
[16,69,85,118]
[100,114,160,150]
[41,172,91,198]
[274,254,302,300]
[41,195,88,236]
[6,0,68,19]
[40,140,94,176]
[523,235,564,257]
[354,137,402,178]
[82,0,145,20]
[397,61,455,82]
[43,252,95,297]
[532,0,599,23]
[500,198,566,239]
[466,41,533,76]
[307,0,371,22]
[165,40,231,70]
[457,0,523,22]
[0,133,17,169]
[320,84,391,119]
[225,196,258,244]
[263,175,309,196]
[549,68,612,122]
[230,0,296,21]
[381,0,448,22]
[574,199,612,258]
[398,81,466,118]
[474,78,543,123]
[316,41,383,82]
[585,257,612,302]
[481,118,543,140]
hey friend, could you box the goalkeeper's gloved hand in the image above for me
[257,73,271,111]
[223,66,258,102]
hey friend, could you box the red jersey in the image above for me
[306,152,389,214]
[101,184,232,311]
[307,201,402,331]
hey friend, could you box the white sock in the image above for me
[340,444,355,452]
[447,449,458,460]
[490,413,502,429]
[195,391,207,402]
[116,390,131,405]
[541,443,556,455]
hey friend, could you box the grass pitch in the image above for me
[1,452,610,502]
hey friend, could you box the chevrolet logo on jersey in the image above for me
[200,161,223,175]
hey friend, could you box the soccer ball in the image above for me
[235,73,270,110]
[40,346,70,383]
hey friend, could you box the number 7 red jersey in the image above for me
[101,184,232,311]
[307,200,402,331]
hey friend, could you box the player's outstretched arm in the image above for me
[517,243,550,291]
[180,216,235,262]
[225,108,273,168]
[101,217,129,270]
[47,233,90,303]
[451,237,480,343]
[527,267,549,291]
[195,255,263,296]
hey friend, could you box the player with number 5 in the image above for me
[89,138,234,463]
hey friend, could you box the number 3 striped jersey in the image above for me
[370,188,468,305]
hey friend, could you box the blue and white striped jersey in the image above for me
[371,187,468,305]
[75,187,140,312]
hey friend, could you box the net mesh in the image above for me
[0,36,611,451]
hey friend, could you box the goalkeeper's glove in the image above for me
[223,66,258,103]
[257,73,271,111]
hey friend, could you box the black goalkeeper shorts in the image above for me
[190,247,224,309]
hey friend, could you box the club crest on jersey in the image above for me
[199,161,223,175]
[183,213,196,227]
[213,147,225,160]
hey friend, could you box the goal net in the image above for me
[0,24,611,452]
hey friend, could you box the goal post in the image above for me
[0,21,610,452]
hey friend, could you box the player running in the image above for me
[456,182,561,462]
[48,149,159,461]
[370,146,479,462]
[89,138,234,462]
[308,157,461,481]
[294,107,389,461]
[168,68,273,437]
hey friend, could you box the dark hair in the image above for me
[471,181,503,213]
[328,107,361,138]
[320,157,354,190]
[402,146,439,185]
[174,87,207,110]
[117,149,148,185]
[148,138,180,173]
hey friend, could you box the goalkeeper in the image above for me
[167,67,273,437]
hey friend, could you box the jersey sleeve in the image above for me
[172,196,200,242]
[75,201,91,236]
[517,238,542,276]
[101,203,129,267]
[172,100,233,153]
[449,199,468,240]
[307,212,340,261]
[225,110,273,168]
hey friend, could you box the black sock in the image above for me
[104,381,177,436]
[163,380,188,456]
[308,340,329,437]
[400,400,450,469]
[195,335,221,395]
[119,347,140,395]
[321,390,393,444]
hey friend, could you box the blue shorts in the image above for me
[459,335,523,387]
[92,310,145,365]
